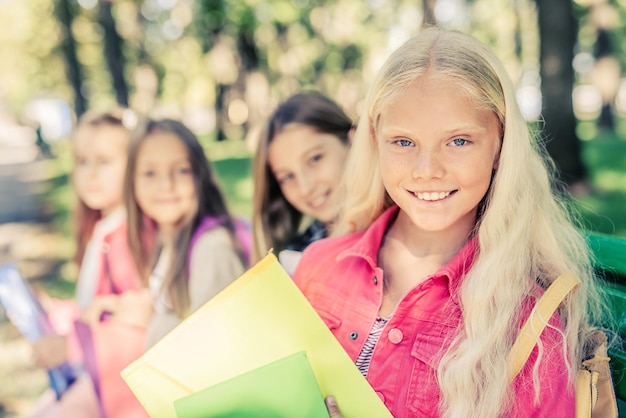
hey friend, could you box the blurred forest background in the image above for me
[0,0,625,416]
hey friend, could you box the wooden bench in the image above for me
[585,232,626,414]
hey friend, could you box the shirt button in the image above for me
[388,328,403,344]
[349,331,359,340]
[375,391,385,402]
[373,276,378,285]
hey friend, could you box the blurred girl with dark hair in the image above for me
[252,92,352,273]
[125,118,250,348]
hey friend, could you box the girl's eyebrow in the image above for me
[136,156,189,165]
[379,124,489,136]
[302,144,326,154]
[271,144,326,172]
[271,166,291,176]
[444,125,489,135]
[378,125,412,136]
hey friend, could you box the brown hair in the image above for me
[251,91,352,261]
[125,118,245,317]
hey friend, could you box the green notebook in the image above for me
[173,351,329,418]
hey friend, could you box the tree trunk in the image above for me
[594,29,615,131]
[536,0,586,184]
[422,0,437,27]
[215,83,227,141]
[55,0,88,118]
[98,1,129,106]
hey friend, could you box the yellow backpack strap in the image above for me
[508,272,581,382]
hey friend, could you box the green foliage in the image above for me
[573,131,626,238]
[0,0,624,234]
[0,0,68,112]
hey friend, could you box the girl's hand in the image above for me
[32,334,67,369]
[325,396,345,418]
[108,289,153,329]
[80,294,120,325]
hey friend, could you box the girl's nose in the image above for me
[157,172,175,190]
[412,148,444,179]
[87,163,99,178]
[296,173,315,196]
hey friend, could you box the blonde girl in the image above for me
[72,109,144,311]
[125,118,249,348]
[33,108,140,367]
[252,92,352,271]
[30,108,146,418]
[295,28,604,418]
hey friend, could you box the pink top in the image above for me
[74,210,142,310]
[94,218,142,296]
[293,206,574,418]
[47,214,141,364]
[43,212,147,417]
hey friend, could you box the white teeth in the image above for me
[415,191,451,201]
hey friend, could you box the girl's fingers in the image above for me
[325,396,345,418]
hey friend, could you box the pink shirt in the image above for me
[293,206,574,418]
[95,219,142,296]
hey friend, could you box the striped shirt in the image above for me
[356,316,390,376]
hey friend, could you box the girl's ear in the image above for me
[347,126,356,145]
[369,123,377,144]
[492,143,502,169]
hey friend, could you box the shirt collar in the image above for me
[94,207,126,239]
[337,205,399,268]
[338,205,478,302]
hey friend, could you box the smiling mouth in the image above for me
[309,190,331,209]
[413,191,454,202]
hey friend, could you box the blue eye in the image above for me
[396,139,413,147]
[451,138,468,146]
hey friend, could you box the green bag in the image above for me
[173,351,330,418]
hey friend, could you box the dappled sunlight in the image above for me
[595,171,626,193]
[0,223,76,295]
[0,325,48,417]
[0,224,72,262]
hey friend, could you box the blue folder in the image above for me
[0,263,77,399]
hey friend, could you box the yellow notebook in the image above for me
[121,253,392,418]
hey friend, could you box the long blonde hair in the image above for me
[338,27,604,417]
